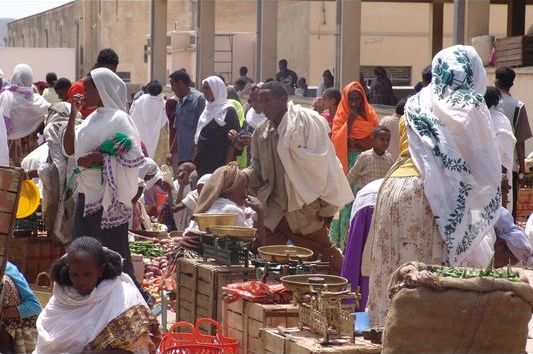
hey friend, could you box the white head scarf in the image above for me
[75,68,144,229]
[91,67,127,112]
[404,45,502,266]
[139,157,162,190]
[0,64,49,140]
[194,76,234,144]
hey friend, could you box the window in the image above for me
[361,66,412,86]
[44,29,49,48]
[59,26,63,47]
[21,34,25,47]
[116,71,131,83]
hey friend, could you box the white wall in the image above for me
[0,47,76,82]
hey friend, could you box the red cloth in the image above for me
[67,79,95,118]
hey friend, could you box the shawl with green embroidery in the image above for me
[404,45,502,266]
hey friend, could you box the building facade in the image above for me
[6,1,532,86]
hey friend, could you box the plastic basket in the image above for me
[161,344,223,354]
[159,319,239,354]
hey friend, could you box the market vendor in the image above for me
[35,237,160,353]
[1,261,42,354]
[177,162,265,254]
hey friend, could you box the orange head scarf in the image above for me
[331,81,379,173]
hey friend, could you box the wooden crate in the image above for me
[0,167,23,278]
[261,328,381,354]
[495,35,533,68]
[6,235,65,283]
[223,299,299,354]
[175,258,256,333]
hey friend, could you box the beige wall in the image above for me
[7,0,533,88]
[0,47,75,80]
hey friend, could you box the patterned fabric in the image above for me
[346,149,394,194]
[405,45,501,265]
[86,304,161,354]
[329,150,360,249]
[1,276,38,354]
[367,176,444,326]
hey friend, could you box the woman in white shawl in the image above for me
[35,237,160,354]
[194,75,241,177]
[365,46,502,326]
[129,80,168,164]
[63,67,146,292]
[0,64,49,166]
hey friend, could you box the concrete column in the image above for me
[464,0,490,45]
[258,0,278,82]
[430,1,444,57]
[507,0,526,37]
[453,0,465,45]
[150,0,168,84]
[196,0,216,83]
[337,0,361,89]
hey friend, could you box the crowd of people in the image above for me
[0,43,532,352]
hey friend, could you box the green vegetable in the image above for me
[432,265,519,282]
[129,241,165,259]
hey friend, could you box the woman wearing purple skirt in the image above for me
[341,178,383,311]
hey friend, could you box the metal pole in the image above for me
[453,0,465,45]
[256,0,262,82]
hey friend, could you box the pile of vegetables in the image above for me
[129,241,165,259]
[130,237,182,306]
[433,264,519,282]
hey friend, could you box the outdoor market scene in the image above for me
[1,0,533,353]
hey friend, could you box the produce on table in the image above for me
[130,237,182,306]
[129,241,165,259]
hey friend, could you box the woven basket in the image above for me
[31,272,52,307]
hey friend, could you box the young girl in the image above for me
[35,237,160,354]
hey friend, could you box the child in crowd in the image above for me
[295,77,308,97]
[346,126,394,195]
[158,162,196,232]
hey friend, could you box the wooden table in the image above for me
[261,327,381,354]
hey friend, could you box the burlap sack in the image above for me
[383,262,533,354]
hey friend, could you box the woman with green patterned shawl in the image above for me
[364,45,502,326]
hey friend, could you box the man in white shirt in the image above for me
[495,67,532,220]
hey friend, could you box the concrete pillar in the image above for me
[257,0,278,82]
[453,0,465,45]
[464,0,490,45]
[507,0,526,37]
[431,1,444,57]
[196,0,216,83]
[150,0,168,84]
[337,0,361,89]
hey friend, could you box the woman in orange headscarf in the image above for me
[329,81,378,248]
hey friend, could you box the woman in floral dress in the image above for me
[365,46,502,326]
